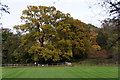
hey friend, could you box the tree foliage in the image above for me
[14,6,90,63]
[0,3,10,14]
[2,29,20,64]
[96,18,119,62]
[97,0,119,62]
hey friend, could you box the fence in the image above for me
[2,62,67,67]
[2,59,118,67]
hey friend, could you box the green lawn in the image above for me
[2,65,118,78]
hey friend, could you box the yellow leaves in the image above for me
[28,45,63,62]
[62,29,66,32]
[52,35,55,38]
[58,39,71,47]
[92,45,101,50]
[14,25,20,29]
[62,51,72,60]
[40,25,51,30]
[93,33,98,37]
[34,54,39,61]
[28,46,44,54]
[64,51,72,57]
[27,6,39,12]
[40,25,45,29]
[79,47,86,52]
[41,49,53,61]
[20,16,25,20]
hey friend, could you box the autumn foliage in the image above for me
[2,5,116,64]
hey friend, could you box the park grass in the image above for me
[0,67,2,79]
[2,65,118,78]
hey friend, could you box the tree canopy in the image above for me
[13,6,91,63]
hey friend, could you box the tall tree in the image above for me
[14,6,73,63]
[14,6,90,63]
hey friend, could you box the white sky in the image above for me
[0,0,109,29]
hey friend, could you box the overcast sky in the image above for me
[1,0,109,29]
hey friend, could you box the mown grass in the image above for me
[2,65,118,78]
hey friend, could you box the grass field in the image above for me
[2,65,118,78]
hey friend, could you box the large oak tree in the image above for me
[14,6,90,63]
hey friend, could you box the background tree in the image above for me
[85,24,104,59]
[99,0,120,21]
[2,28,21,64]
[96,18,119,62]
[0,3,10,14]
[64,19,90,59]
[0,2,10,64]
[97,0,119,63]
